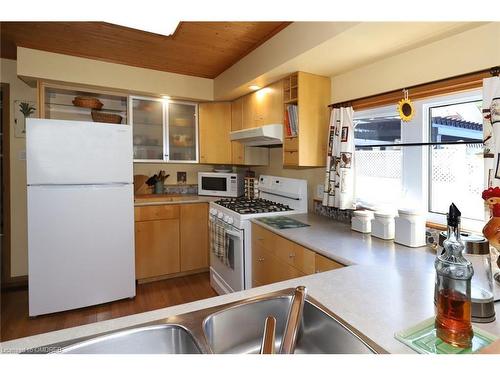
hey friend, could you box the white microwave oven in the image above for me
[198,172,244,197]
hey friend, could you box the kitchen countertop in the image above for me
[3,213,500,354]
[134,194,218,206]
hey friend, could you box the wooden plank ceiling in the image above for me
[0,22,291,78]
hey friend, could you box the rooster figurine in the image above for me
[482,187,500,268]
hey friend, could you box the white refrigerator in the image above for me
[26,118,136,316]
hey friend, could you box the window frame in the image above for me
[353,89,484,232]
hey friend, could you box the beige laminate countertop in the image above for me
[3,213,500,354]
[134,194,218,206]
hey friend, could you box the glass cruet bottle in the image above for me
[434,203,474,348]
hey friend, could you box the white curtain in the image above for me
[322,106,355,210]
[483,76,500,187]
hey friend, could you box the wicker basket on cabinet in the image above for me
[91,110,123,124]
[72,96,103,110]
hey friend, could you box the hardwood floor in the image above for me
[0,272,217,342]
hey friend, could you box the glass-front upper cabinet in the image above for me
[131,97,164,161]
[130,96,198,163]
[168,102,197,162]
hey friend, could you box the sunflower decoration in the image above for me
[397,89,415,122]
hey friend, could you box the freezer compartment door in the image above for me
[28,184,135,316]
[26,118,133,185]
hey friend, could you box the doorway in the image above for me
[1,83,11,286]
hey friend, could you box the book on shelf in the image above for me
[286,104,298,136]
[284,107,292,137]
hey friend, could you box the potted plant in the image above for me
[18,102,36,134]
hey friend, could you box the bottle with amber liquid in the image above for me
[435,203,474,348]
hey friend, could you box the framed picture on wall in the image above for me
[13,100,37,138]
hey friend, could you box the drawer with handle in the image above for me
[134,204,180,222]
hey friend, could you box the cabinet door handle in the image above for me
[288,253,296,258]
[258,257,265,262]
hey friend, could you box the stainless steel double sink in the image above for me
[27,288,386,354]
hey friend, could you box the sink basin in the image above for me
[26,288,385,354]
[50,324,201,354]
[203,296,378,354]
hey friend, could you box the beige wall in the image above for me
[17,48,214,101]
[134,163,213,186]
[1,58,36,277]
[331,22,500,103]
[254,148,325,211]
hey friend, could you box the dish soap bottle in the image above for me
[435,203,474,348]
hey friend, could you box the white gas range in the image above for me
[208,175,308,295]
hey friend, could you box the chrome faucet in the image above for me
[279,286,307,354]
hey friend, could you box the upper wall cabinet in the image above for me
[282,72,331,167]
[198,100,270,166]
[199,102,232,165]
[231,98,269,166]
[242,80,283,129]
[131,96,198,163]
[39,81,128,124]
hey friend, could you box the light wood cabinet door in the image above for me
[199,102,232,164]
[261,80,283,126]
[242,94,258,129]
[242,81,284,129]
[252,243,304,287]
[315,253,344,273]
[253,223,315,275]
[231,98,245,165]
[180,203,209,272]
[135,218,180,279]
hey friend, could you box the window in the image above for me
[428,101,483,221]
[354,112,403,208]
[353,90,484,231]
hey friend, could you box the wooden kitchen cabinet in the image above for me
[282,72,331,167]
[252,242,305,287]
[242,80,283,129]
[134,203,209,282]
[231,97,245,165]
[315,253,344,273]
[180,203,209,272]
[135,210,180,280]
[251,223,344,287]
[199,102,232,164]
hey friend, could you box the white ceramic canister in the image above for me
[394,208,426,247]
[351,210,374,233]
[371,211,396,240]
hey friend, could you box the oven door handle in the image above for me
[226,229,243,238]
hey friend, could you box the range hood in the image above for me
[229,124,283,146]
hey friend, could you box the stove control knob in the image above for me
[226,216,234,225]
[217,212,224,219]
[223,215,229,223]
[209,208,217,216]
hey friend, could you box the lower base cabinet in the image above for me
[135,203,209,282]
[251,223,344,287]
[135,218,180,279]
[180,203,209,272]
